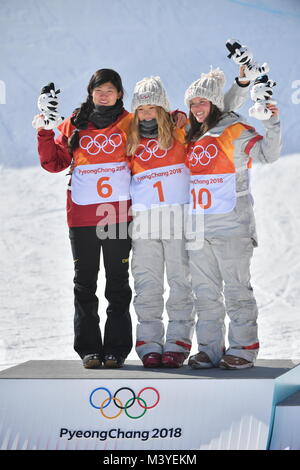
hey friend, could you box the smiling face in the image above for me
[190,97,212,123]
[136,104,158,121]
[91,82,121,106]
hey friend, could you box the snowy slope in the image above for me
[250,154,300,359]
[0,154,300,370]
[0,0,300,168]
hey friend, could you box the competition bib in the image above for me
[190,173,236,214]
[71,126,130,205]
[187,132,239,214]
[130,135,188,211]
[130,164,190,210]
[71,162,131,205]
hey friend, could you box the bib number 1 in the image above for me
[153,181,165,202]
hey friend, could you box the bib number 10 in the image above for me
[191,188,211,210]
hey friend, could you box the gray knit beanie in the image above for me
[131,76,170,113]
[184,67,226,111]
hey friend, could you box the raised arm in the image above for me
[241,106,281,164]
[37,128,72,173]
[33,82,72,172]
[247,116,281,164]
[224,66,250,112]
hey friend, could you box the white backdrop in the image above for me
[0,0,299,167]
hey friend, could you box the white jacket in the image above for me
[187,111,281,244]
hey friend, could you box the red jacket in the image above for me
[37,110,132,228]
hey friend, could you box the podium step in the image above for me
[0,359,295,379]
[269,390,300,450]
[0,359,299,450]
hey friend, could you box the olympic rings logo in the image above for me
[134,139,170,161]
[89,386,160,420]
[79,133,123,155]
[188,144,218,166]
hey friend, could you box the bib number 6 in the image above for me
[97,177,113,198]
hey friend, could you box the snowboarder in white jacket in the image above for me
[184,68,281,370]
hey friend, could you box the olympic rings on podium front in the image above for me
[89,386,160,419]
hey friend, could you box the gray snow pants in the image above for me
[132,237,195,359]
[188,237,259,365]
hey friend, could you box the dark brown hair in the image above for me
[185,103,223,143]
[68,69,124,153]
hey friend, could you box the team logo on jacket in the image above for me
[79,133,123,155]
[188,144,218,166]
[134,139,170,161]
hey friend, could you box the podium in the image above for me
[269,390,300,450]
[0,360,299,450]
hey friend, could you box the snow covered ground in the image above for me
[1,153,300,371]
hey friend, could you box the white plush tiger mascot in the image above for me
[249,74,277,120]
[32,82,64,130]
[226,39,276,120]
[226,39,269,82]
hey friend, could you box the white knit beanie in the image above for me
[131,76,170,113]
[184,67,226,111]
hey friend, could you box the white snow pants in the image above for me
[132,237,195,359]
[188,237,259,365]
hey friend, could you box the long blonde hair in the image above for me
[127,106,175,156]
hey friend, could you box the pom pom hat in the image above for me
[131,76,171,113]
[184,67,226,111]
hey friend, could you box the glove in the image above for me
[32,112,64,130]
[32,82,64,130]
[248,102,273,120]
[32,114,47,130]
